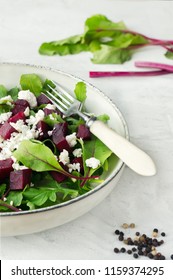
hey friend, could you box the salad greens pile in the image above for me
[0,74,112,212]
[39,14,173,64]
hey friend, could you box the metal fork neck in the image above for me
[77,111,97,128]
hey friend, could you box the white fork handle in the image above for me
[89,120,156,176]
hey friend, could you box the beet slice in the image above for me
[0,122,17,139]
[8,111,26,123]
[0,158,14,180]
[50,171,67,183]
[52,122,71,151]
[77,124,91,140]
[36,120,51,140]
[37,94,52,105]
[10,169,32,190]
[12,99,30,115]
[43,108,56,116]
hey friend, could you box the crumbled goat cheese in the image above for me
[12,162,28,170]
[0,112,12,124]
[66,132,77,147]
[73,148,82,158]
[10,201,13,206]
[85,157,100,169]
[26,110,45,126]
[45,104,56,110]
[18,90,37,108]
[48,130,53,136]
[24,107,30,116]
[59,149,70,165]
[0,95,13,105]
[68,163,80,173]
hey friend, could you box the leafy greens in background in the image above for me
[39,14,173,64]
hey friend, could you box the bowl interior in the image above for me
[0,62,129,216]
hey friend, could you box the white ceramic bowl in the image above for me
[0,62,129,236]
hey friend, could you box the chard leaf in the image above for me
[0,85,7,98]
[91,44,132,64]
[0,184,6,197]
[20,74,43,96]
[39,35,88,56]
[13,140,64,173]
[165,50,173,60]
[108,33,148,48]
[74,81,87,102]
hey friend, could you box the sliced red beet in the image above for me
[0,158,14,180]
[0,122,17,140]
[8,111,26,123]
[12,99,30,115]
[10,169,32,190]
[77,124,91,140]
[36,120,51,140]
[52,122,71,152]
[37,94,52,105]
[72,157,84,174]
[50,171,67,183]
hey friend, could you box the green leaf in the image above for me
[8,87,19,101]
[44,113,64,127]
[0,85,7,98]
[0,104,12,114]
[108,33,148,48]
[82,136,112,175]
[39,35,88,56]
[23,187,56,206]
[165,50,173,60]
[6,191,23,207]
[13,140,65,173]
[74,81,87,102]
[20,74,43,96]
[97,114,110,123]
[0,184,6,197]
[91,44,132,64]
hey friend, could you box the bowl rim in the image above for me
[0,62,129,217]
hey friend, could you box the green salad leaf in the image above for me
[20,74,43,96]
[74,81,87,102]
[13,140,65,173]
[0,85,7,98]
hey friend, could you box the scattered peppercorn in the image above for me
[127,250,132,254]
[153,228,158,233]
[120,247,126,253]
[161,232,166,237]
[115,229,120,235]
[132,247,137,252]
[133,253,138,258]
[114,248,119,253]
[171,254,173,260]
[122,223,129,229]
[135,232,140,236]
[129,223,135,228]
[118,235,124,241]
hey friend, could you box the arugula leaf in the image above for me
[97,114,110,123]
[44,113,64,127]
[0,85,7,98]
[74,81,87,102]
[20,74,43,96]
[0,184,6,197]
[6,191,23,207]
[13,140,65,173]
[91,45,132,64]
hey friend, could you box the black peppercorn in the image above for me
[127,250,132,255]
[170,254,173,260]
[119,235,124,241]
[120,247,126,253]
[114,248,119,253]
[161,232,166,237]
[153,228,158,233]
[133,253,138,259]
[115,229,120,235]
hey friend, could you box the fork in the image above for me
[45,81,156,176]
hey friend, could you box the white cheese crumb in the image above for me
[48,130,53,136]
[68,163,80,173]
[24,107,30,116]
[26,110,45,126]
[66,132,77,147]
[12,161,28,170]
[0,112,12,124]
[73,148,82,158]
[45,104,56,110]
[10,201,13,206]
[3,197,7,201]
[0,95,13,104]
[18,90,37,108]
[59,149,70,165]
[85,157,100,169]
